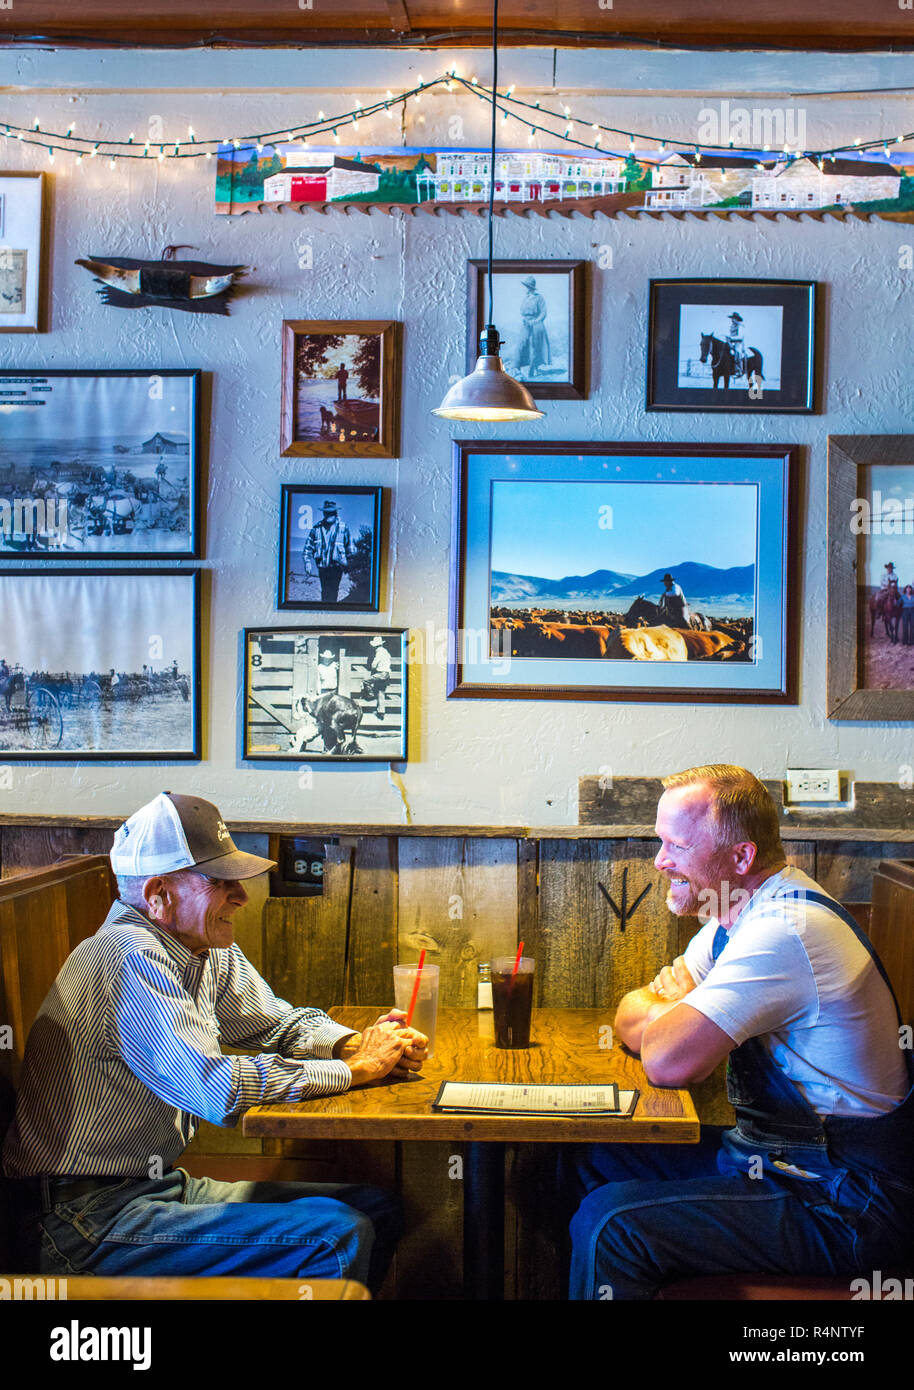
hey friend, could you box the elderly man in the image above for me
[566,764,913,1300]
[3,791,426,1292]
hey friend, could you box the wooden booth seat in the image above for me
[0,855,368,1301]
[660,859,914,1301]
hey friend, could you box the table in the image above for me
[243,1007,699,1298]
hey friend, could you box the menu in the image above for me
[431,1082,639,1117]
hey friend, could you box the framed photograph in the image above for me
[278,484,382,612]
[646,279,818,413]
[0,171,48,333]
[827,435,914,720]
[0,369,201,559]
[243,627,407,761]
[0,568,200,759]
[467,260,587,399]
[280,320,401,457]
[449,441,798,704]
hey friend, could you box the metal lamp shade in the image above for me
[433,352,544,422]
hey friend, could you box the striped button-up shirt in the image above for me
[2,901,357,1179]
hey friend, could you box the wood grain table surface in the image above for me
[242,1007,700,1144]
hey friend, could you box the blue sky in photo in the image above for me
[491,479,758,578]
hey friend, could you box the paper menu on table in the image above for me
[432,1082,639,1116]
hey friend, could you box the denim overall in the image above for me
[720,890,914,1193]
[568,888,914,1299]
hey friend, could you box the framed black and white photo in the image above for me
[0,171,49,333]
[468,260,586,399]
[278,484,382,611]
[0,568,200,759]
[244,627,407,762]
[0,369,201,558]
[646,279,818,413]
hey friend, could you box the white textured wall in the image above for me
[0,49,911,826]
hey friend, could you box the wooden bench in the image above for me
[0,855,369,1300]
[659,859,914,1301]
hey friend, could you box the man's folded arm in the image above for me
[108,951,354,1125]
[213,942,357,1059]
[639,1004,736,1088]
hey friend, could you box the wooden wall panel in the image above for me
[1,825,114,877]
[342,835,398,1006]
[815,841,914,903]
[397,838,518,1008]
[397,1141,465,1300]
[262,845,351,1013]
[535,839,676,1008]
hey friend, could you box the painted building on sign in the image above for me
[645,152,902,211]
[263,154,381,202]
[750,157,901,209]
[644,153,758,209]
[416,151,627,203]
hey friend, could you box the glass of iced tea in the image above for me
[392,963,440,1060]
[491,957,535,1048]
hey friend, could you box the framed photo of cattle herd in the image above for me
[448,441,798,704]
[0,368,200,559]
[0,568,201,759]
[827,435,914,721]
[243,627,408,761]
[646,279,818,414]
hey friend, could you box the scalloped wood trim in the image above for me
[218,198,914,222]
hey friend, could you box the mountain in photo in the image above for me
[609,561,755,600]
[491,568,636,603]
[491,561,753,605]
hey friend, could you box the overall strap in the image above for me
[781,890,903,1025]
[782,888,914,1087]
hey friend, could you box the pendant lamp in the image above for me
[432,0,544,423]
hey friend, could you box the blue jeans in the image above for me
[565,1127,914,1301]
[20,1169,401,1294]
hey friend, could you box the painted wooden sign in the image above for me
[215,143,914,220]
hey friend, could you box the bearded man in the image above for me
[565,764,914,1299]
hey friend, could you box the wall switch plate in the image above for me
[785,769,842,803]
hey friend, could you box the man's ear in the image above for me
[732,840,758,875]
[143,875,169,921]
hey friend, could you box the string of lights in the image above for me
[0,70,911,170]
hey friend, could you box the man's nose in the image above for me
[228,881,248,905]
[654,845,671,871]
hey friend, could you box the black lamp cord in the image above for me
[485,0,498,344]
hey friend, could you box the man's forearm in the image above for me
[614,988,680,1054]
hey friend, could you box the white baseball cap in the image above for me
[110,792,275,880]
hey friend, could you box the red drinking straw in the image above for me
[512,941,524,977]
[405,949,426,1027]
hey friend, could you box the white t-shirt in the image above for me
[682,866,908,1118]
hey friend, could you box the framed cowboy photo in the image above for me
[243,627,407,762]
[0,568,201,760]
[467,260,587,400]
[278,484,382,612]
[827,435,914,721]
[449,440,798,705]
[646,279,818,414]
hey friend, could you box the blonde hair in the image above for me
[661,764,785,869]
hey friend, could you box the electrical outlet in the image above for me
[785,769,842,803]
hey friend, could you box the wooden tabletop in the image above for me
[242,1007,700,1144]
